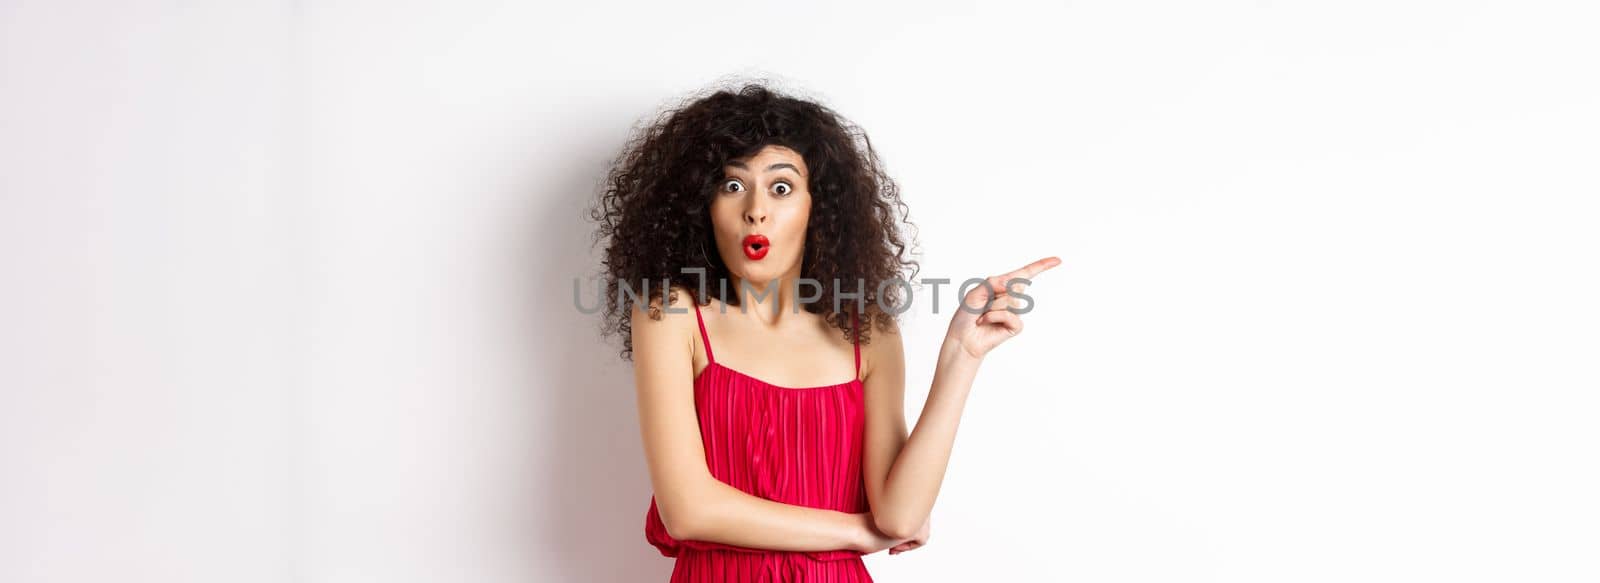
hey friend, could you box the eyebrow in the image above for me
[726,161,803,176]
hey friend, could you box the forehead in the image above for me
[725,145,807,174]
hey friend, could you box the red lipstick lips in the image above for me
[742,234,770,260]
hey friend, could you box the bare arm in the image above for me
[861,319,982,539]
[863,257,1061,538]
[632,292,888,552]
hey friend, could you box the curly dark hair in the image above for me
[587,79,921,362]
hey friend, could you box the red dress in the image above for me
[644,302,874,582]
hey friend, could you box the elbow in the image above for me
[657,478,720,541]
[657,496,705,541]
[660,506,699,541]
[874,513,918,540]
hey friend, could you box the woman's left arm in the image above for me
[862,256,1061,540]
[861,327,980,541]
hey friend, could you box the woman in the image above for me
[590,81,1059,582]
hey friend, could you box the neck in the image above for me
[727,267,806,326]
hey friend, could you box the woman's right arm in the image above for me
[631,295,895,553]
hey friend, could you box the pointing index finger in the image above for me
[1006,256,1062,281]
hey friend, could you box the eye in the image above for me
[721,178,744,193]
[771,181,793,197]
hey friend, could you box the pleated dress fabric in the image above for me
[644,302,874,582]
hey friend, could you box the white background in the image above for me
[3,1,1597,581]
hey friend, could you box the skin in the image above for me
[632,145,1061,556]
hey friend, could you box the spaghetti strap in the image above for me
[693,301,715,364]
[852,310,861,379]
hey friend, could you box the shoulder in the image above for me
[630,283,701,357]
[860,311,905,379]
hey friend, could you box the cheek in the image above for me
[708,203,740,240]
[784,202,811,243]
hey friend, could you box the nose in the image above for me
[743,196,768,226]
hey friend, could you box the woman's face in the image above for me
[710,144,811,286]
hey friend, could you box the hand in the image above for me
[888,516,930,555]
[944,256,1062,359]
[850,513,903,555]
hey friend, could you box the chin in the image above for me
[733,264,782,285]
[735,267,772,284]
